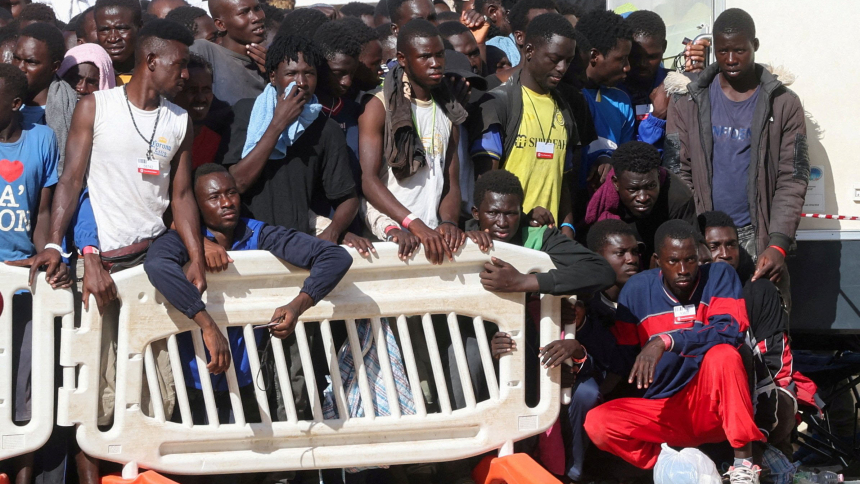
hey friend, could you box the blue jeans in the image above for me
[566,376,602,481]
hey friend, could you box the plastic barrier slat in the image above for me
[319,319,348,421]
[191,329,219,426]
[472,316,499,401]
[269,337,297,423]
[166,335,192,427]
[395,314,426,417]
[293,322,321,421]
[242,324,272,424]
[448,312,476,409]
[345,318,374,419]
[370,317,400,418]
[220,326,245,427]
[143,345,166,423]
[422,313,452,415]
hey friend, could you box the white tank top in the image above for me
[88,86,188,251]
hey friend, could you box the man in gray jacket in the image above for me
[665,8,808,303]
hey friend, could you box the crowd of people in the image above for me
[0,0,815,481]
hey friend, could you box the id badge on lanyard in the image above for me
[137,155,160,176]
[535,141,555,159]
[673,304,697,324]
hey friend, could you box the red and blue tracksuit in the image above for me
[584,263,764,469]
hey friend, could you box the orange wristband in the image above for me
[767,245,786,258]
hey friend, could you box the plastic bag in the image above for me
[653,443,723,484]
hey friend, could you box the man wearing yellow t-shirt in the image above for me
[472,12,579,238]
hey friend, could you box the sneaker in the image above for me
[724,463,761,484]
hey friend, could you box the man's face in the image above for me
[629,34,665,82]
[61,61,100,99]
[704,226,740,270]
[172,65,213,123]
[656,237,699,299]
[195,15,220,43]
[525,34,575,91]
[214,0,265,46]
[96,6,138,66]
[598,234,641,288]
[13,36,56,97]
[397,35,445,90]
[148,0,187,18]
[269,52,317,102]
[613,169,660,218]
[150,41,190,99]
[714,31,758,82]
[698,242,713,265]
[481,0,509,35]
[447,32,481,74]
[589,38,631,87]
[393,0,436,32]
[322,53,357,99]
[472,192,522,243]
[354,39,383,91]
[195,172,241,233]
[78,10,98,44]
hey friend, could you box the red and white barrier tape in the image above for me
[801,213,860,221]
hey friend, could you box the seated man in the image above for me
[171,164,352,424]
[585,140,695,263]
[699,210,820,457]
[584,220,765,483]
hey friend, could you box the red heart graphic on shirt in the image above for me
[0,159,23,183]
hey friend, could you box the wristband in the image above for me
[560,223,576,236]
[571,345,587,365]
[44,243,71,258]
[402,213,418,229]
[384,224,400,236]
[767,245,787,258]
[82,245,100,256]
[659,334,673,351]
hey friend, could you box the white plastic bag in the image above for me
[653,443,723,484]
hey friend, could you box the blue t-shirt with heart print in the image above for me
[0,124,58,262]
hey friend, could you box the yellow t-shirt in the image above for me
[503,86,570,219]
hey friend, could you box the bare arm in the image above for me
[438,126,461,223]
[32,186,54,252]
[171,117,206,290]
[559,173,574,239]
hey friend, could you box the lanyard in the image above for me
[524,88,558,141]
[412,99,437,160]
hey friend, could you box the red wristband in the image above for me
[402,213,416,229]
[767,245,786,258]
[571,345,587,365]
[82,245,100,256]
[659,334,673,351]
[384,225,400,236]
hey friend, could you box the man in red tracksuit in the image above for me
[584,220,764,484]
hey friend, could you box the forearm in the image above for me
[559,182,573,227]
[33,195,53,252]
[289,291,315,315]
[48,176,84,245]
[327,195,359,238]
[173,193,204,263]
[438,186,461,223]
[361,175,412,224]
[229,124,283,193]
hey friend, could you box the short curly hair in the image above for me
[473,169,524,208]
[587,219,637,253]
[265,34,325,75]
[94,0,143,26]
[19,23,66,64]
[626,9,665,41]
[165,5,208,36]
[508,0,557,34]
[0,63,28,101]
[278,8,329,39]
[340,1,375,18]
[137,18,194,47]
[524,12,574,47]
[654,219,697,254]
[313,18,362,60]
[611,141,661,176]
[575,9,631,56]
[19,3,56,25]
[714,8,755,38]
[335,16,379,45]
[697,211,737,234]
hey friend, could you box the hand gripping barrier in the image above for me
[0,266,74,460]
[58,241,562,477]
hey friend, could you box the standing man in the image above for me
[191,0,267,105]
[19,21,231,482]
[472,13,577,237]
[666,8,807,301]
[94,0,141,85]
[358,19,467,264]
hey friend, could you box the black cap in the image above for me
[444,49,488,91]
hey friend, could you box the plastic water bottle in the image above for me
[794,470,844,483]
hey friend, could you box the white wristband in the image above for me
[44,243,71,258]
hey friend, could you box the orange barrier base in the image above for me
[472,453,563,484]
[102,471,178,484]
[0,472,9,484]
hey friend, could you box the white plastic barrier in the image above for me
[58,241,562,476]
[0,266,74,460]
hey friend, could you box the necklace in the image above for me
[124,85,161,161]
[524,88,558,141]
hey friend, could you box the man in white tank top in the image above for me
[359,19,469,265]
[22,18,232,436]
